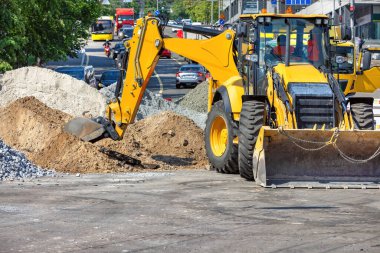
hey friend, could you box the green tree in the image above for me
[0,0,27,71]
[0,0,101,70]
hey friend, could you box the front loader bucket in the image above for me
[64,117,106,142]
[253,127,380,189]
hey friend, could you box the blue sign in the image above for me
[219,19,225,25]
[285,0,311,5]
[271,0,277,4]
[154,10,160,16]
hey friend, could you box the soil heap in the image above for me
[0,97,207,173]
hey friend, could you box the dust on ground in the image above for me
[0,97,207,173]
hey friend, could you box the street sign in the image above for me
[271,0,277,5]
[242,0,259,14]
[285,0,311,5]
[154,10,160,16]
[219,19,225,25]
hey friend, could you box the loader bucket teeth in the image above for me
[64,117,106,142]
[253,127,380,189]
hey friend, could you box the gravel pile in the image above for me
[100,83,207,129]
[177,81,208,113]
[0,140,55,181]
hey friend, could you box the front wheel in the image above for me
[238,100,265,180]
[205,100,238,173]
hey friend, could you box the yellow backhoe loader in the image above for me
[65,13,380,188]
[331,39,380,130]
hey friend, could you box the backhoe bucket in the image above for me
[64,117,106,142]
[253,127,380,189]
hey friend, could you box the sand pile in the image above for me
[0,97,207,173]
[0,67,106,117]
[178,81,208,113]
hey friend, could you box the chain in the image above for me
[333,142,380,164]
[278,127,380,163]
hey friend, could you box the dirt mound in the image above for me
[98,111,208,168]
[0,97,207,173]
[0,67,106,117]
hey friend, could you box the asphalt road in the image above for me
[47,39,193,99]
[1,170,380,253]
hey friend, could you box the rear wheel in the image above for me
[205,100,238,173]
[351,101,375,130]
[238,100,265,180]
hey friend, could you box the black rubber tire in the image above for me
[205,100,239,173]
[238,100,265,180]
[176,83,181,89]
[351,102,375,130]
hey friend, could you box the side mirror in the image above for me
[237,22,247,38]
[362,51,371,71]
[245,54,258,62]
[335,55,346,64]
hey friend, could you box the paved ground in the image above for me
[1,170,379,253]
[47,39,193,99]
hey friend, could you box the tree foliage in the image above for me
[0,0,101,72]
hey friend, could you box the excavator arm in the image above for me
[64,16,240,142]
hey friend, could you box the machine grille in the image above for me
[295,96,334,129]
[288,83,335,129]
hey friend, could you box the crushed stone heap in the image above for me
[0,139,54,181]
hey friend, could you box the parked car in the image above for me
[167,20,177,25]
[118,27,134,40]
[121,24,134,29]
[97,70,121,89]
[160,49,171,59]
[181,19,192,25]
[176,64,206,88]
[112,42,126,60]
[55,66,96,88]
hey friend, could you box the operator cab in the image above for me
[237,14,330,96]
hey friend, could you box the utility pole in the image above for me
[333,0,336,24]
[350,0,355,41]
[139,0,145,18]
[211,0,214,24]
[218,0,220,20]
[277,0,280,14]
[156,0,158,11]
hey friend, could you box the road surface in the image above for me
[0,170,379,252]
[48,39,193,99]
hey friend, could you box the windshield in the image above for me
[114,43,125,50]
[332,46,354,74]
[118,15,134,21]
[258,18,328,67]
[122,29,133,37]
[56,69,84,80]
[101,71,119,81]
[92,20,113,33]
[369,50,380,68]
[180,66,203,72]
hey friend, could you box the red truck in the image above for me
[115,8,134,32]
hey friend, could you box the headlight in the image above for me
[258,17,264,23]
[315,19,322,25]
[265,17,271,23]
[115,50,119,53]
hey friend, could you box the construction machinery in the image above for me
[331,39,380,129]
[65,13,380,188]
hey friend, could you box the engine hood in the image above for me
[273,63,328,87]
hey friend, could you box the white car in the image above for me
[181,19,192,25]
